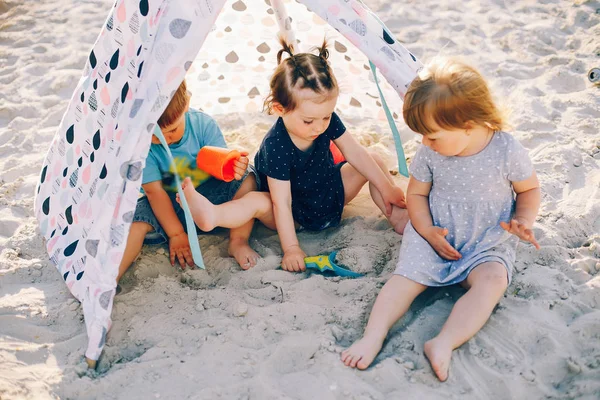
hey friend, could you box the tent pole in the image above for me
[270,0,301,52]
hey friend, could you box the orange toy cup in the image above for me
[196,146,241,182]
[329,141,346,164]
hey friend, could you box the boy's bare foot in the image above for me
[424,337,452,382]
[177,177,217,232]
[389,206,409,234]
[341,334,385,369]
[85,357,97,369]
[228,238,260,270]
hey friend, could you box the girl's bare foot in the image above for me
[341,334,385,369]
[389,206,409,234]
[424,337,453,381]
[176,177,217,231]
[228,238,260,270]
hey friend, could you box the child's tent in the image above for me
[188,0,411,122]
[34,0,422,362]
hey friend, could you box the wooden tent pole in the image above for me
[270,0,301,52]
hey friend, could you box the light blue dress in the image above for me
[394,131,534,286]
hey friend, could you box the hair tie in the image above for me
[277,36,295,65]
[319,48,329,61]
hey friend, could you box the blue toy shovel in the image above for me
[303,251,363,278]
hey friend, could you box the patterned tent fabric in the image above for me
[188,0,422,123]
[34,0,228,361]
[34,0,422,362]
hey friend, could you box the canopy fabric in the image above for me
[34,0,422,361]
[188,0,421,123]
[34,0,228,360]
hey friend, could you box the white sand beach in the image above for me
[1,0,599,399]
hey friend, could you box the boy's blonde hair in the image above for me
[263,37,339,114]
[403,58,504,134]
[158,79,190,128]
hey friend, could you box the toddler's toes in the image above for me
[341,336,384,370]
[181,177,192,190]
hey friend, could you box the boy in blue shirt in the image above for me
[116,80,260,283]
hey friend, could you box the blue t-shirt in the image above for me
[142,109,226,191]
[254,112,347,230]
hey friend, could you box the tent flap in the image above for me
[34,0,421,361]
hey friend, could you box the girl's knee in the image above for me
[471,264,508,290]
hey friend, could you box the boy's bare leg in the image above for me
[341,275,427,369]
[229,174,261,270]
[424,262,508,382]
[117,222,153,282]
[340,154,409,234]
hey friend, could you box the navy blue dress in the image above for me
[254,112,347,231]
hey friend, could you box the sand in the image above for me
[1,0,599,399]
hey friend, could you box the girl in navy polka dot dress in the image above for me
[179,38,408,271]
[254,38,408,271]
[342,58,541,382]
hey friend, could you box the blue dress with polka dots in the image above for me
[394,131,534,286]
[254,112,347,231]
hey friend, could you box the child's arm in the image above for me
[500,172,541,249]
[407,177,462,260]
[334,133,405,213]
[143,181,194,268]
[267,177,307,272]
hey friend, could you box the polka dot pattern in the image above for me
[34,0,229,362]
[395,132,535,287]
[187,0,420,119]
[254,113,347,230]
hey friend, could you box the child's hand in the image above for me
[422,226,462,261]
[500,218,540,249]
[382,185,407,216]
[233,151,250,181]
[281,244,307,272]
[169,232,195,268]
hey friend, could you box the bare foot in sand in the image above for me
[176,177,217,232]
[424,337,453,382]
[85,357,97,369]
[341,334,385,369]
[228,238,259,270]
[389,206,409,234]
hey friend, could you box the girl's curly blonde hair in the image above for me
[403,58,505,134]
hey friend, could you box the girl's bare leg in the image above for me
[341,275,427,369]
[178,177,273,231]
[340,153,409,234]
[424,262,508,381]
[367,153,409,233]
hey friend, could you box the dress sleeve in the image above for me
[325,112,346,140]
[409,145,432,182]
[255,137,292,181]
[141,151,161,184]
[505,136,534,182]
